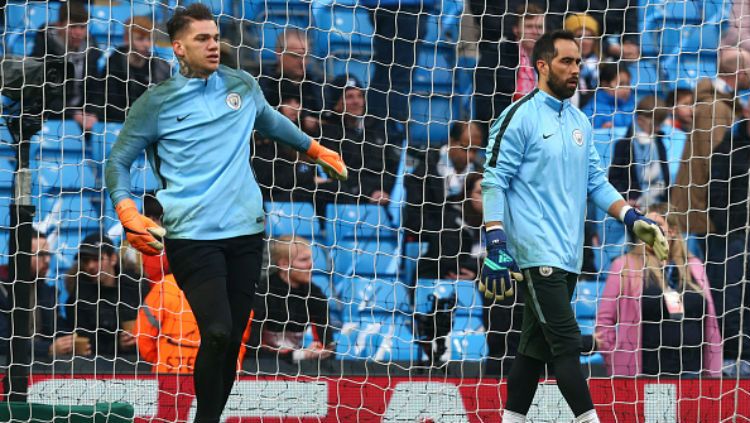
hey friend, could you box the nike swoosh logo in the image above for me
[543,133,554,139]
[176,114,191,122]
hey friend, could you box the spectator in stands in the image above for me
[672,48,750,239]
[251,236,333,362]
[707,97,750,376]
[582,63,635,129]
[596,204,722,377]
[104,16,171,122]
[576,0,640,60]
[30,2,103,131]
[253,96,319,203]
[665,88,694,132]
[360,0,431,122]
[60,234,144,358]
[722,0,750,52]
[405,121,483,279]
[136,263,252,373]
[609,96,670,209]
[0,231,60,359]
[475,4,545,127]
[259,29,324,135]
[319,75,403,205]
[469,0,639,60]
[564,13,601,108]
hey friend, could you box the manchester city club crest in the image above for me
[572,129,584,146]
[226,92,242,110]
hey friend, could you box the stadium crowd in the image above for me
[0,0,749,379]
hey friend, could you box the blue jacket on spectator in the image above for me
[582,89,635,129]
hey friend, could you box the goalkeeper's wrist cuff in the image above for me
[486,223,504,231]
[619,205,633,222]
[306,139,322,158]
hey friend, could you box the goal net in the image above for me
[0,0,749,421]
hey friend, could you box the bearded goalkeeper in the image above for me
[480,30,668,423]
[104,5,346,423]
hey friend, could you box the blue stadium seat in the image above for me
[325,203,398,245]
[450,333,487,361]
[580,353,604,365]
[402,241,427,287]
[38,194,101,234]
[660,54,718,91]
[90,121,123,165]
[407,93,453,148]
[573,281,604,322]
[414,279,484,320]
[265,201,317,239]
[0,159,15,195]
[31,120,85,162]
[335,318,418,361]
[3,1,61,56]
[413,48,455,94]
[591,126,627,169]
[32,159,98,195]
[88,3,132,47]
[337,276,411,323]
[629,60,659,98]
[130,156,160,194]
[659,123,687,182]
[178,0,234,16]
[330,239,400,280]
[0,124,15,157]
[311,1,373,60]
[420,0,462,44]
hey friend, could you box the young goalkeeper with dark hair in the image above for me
[480,30,669,423]
[104,4,347,422]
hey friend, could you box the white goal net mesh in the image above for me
[0,0,749,421]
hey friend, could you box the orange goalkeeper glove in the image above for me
[115,198,166,256]
[306,140,348,181]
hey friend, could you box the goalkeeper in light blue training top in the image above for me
[104,4,347,422]
[480,30,668,423]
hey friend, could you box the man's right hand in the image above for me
[115,198,166,256]
[306,140,348,181]
[479,227,523,302]
[50,335,74,356]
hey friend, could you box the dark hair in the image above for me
[449,121,482,144]
[167,3,215,41]
[636,95,668,126]
[449,120,468,141]
[666,88,694,107]
[598,62,630,85]
[59,2,89,25]
[531,30,578,75]
[512,3,545,33]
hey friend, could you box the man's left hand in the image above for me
[623,208,669,260]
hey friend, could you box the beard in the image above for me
[548,70,578,99]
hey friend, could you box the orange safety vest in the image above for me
[135,274,252,373]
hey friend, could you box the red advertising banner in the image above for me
[14,375,750,422]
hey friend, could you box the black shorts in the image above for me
[164,233,264,295]
[517,266,582,362]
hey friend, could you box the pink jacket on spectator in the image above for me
[595,255,723,377]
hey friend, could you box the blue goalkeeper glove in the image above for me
[623,207,669,261]
[479,227,523,302]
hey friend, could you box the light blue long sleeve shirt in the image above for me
[482,89,623,273]
[105,65,312,240]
